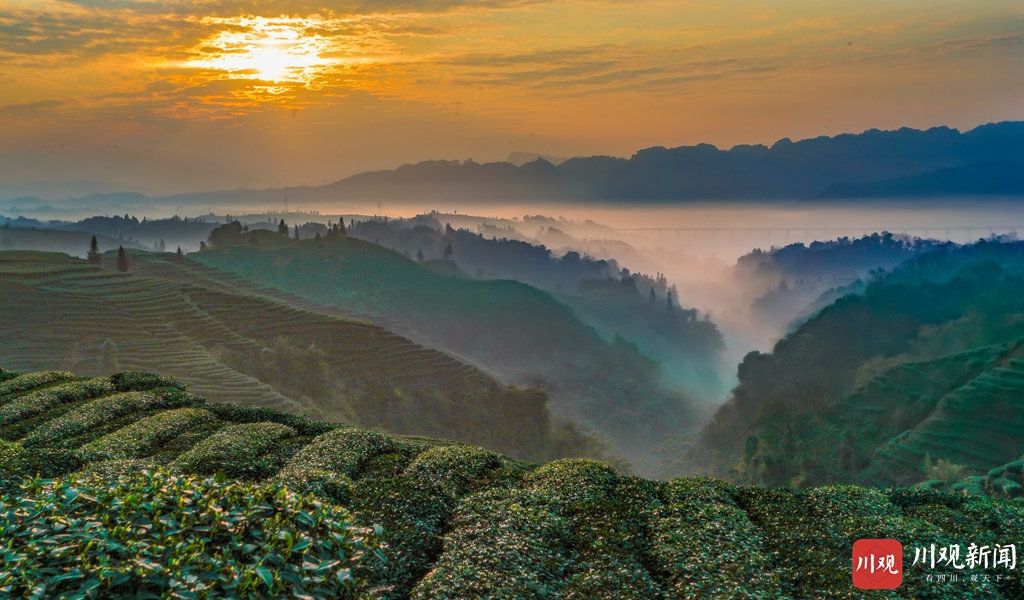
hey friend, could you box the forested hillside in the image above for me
[191,230,706,475]
[0,251,596,462]
[689,240,1024,487]
[3,366,1024,598]
[350,216,724,398]
[735,233,950,332]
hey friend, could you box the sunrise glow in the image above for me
[183,16,341,92]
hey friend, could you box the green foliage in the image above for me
[205,402,336,437]
[173,422,298,479]
[20,388,203,449]
[110,370,184,392]
[3,366,1024,598]
[0,470,383,598]
[77,407,219,461]
[410,487,574,598]
[0,377,115,432]
[190,237,704,474]
[693,241,1024,487]
[649,477,787,598]
[0,371,75,403]
[0,252,607,468]
[924,455,969,483]
[403,445,508,502]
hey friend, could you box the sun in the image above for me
[184,16,338,90]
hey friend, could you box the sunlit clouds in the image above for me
[184,16,341,91]
[0,0,1021,192]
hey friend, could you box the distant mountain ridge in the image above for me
[7,121,1023,211]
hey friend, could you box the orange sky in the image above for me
[1,0,1022,193]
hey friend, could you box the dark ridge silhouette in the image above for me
[15,121,1024,210]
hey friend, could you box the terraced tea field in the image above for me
[189,236,707,475]
[0,252,583,459]
[2,366,1023,599]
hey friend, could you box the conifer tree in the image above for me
[116,246,129,272]
[338,217,346,235]
[649,287,656,303]
[293,224,300,240]
[157,238,166,252]
[175,246,184,261]
[277,219,288,235]
[87,236,101,264]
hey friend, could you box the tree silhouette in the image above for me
[116,246,129,272]
[277,219,288,235]
[649,287,656,303]
[199,241,208,252]
[157,238,166,252]
[666,290,673,312]
[293,224,299,240]
[416,248,425,261]
[87,236,101,264]
[175,246,184,261]
[443,243,453,260]
[338,217,347,236]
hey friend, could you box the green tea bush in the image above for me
[19,389,203,449]
[0,371,75,403]
[207,402,336,436]
[75,458,163,480]
[410,488,573,599]
[0,470,384,598]
[403,445,507,502]
[524,459,619,510]
[559,554,665,600]
[76,407,219,461]
[110,370,184,392]
[0,440,82,491]
[173,421,297,479]
[0,369,18,383]
[650,477,787,598]
[278,427,417,480]
[0,377,114,426]
[351,473,453,596]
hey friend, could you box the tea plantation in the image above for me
[0,252,595,462]
[2,367,1024,598]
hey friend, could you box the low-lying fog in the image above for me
[10,196,1024,402]
[364,198,1024,392]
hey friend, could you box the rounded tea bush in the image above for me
[0,469,385,599]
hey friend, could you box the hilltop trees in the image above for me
[277,219,288,235]
[207,221,244,248]
[326,218,348,238]
[87,236,101,264]
[116,246,129,272]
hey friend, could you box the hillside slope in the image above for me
[190,234,705,475]
[688,240,1024,487]
[2,366,1023,598]
[0,251,595,461]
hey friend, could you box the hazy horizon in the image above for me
[2,0,1022,194]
